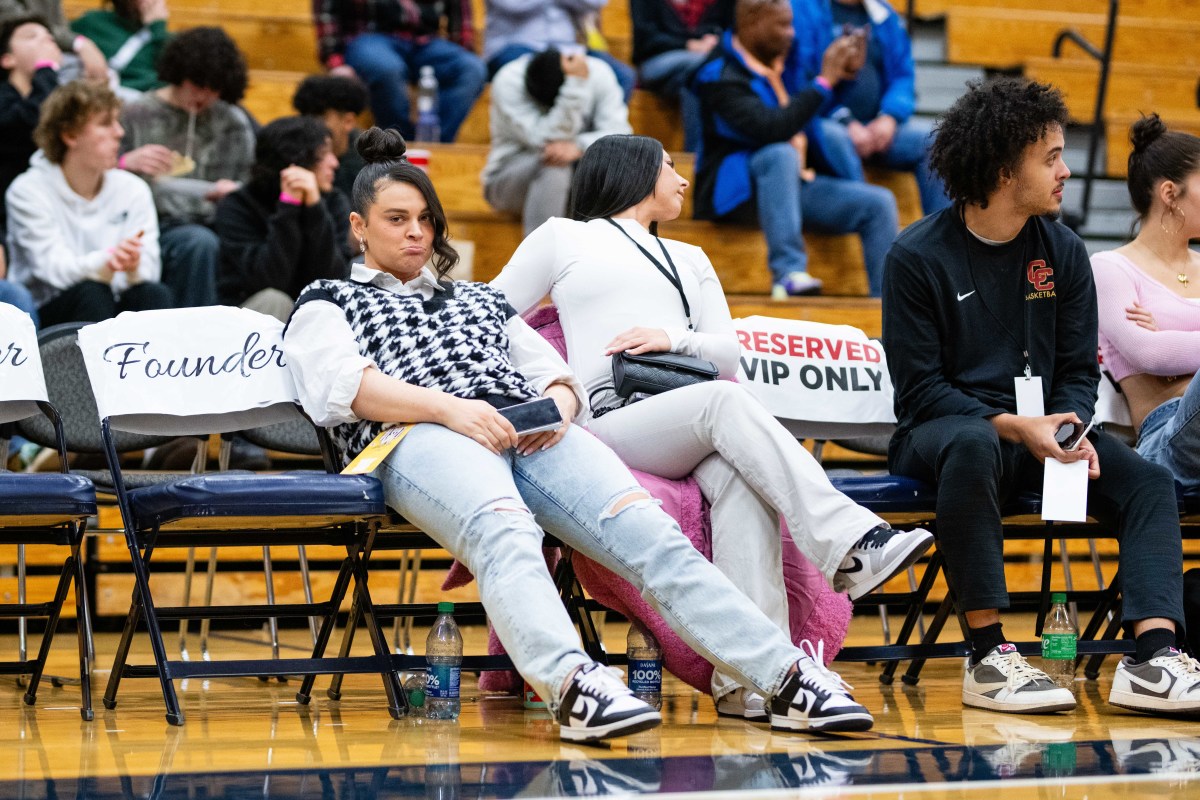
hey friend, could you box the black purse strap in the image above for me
[605,218,694,330]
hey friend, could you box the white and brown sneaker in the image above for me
[962,644,1076,714]
[557,663,661,743]
[1109,647,1200,715]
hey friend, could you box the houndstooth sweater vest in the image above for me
[295,277,539,459]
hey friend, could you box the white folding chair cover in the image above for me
[0,304,48,424]
[1095,370,1133,428]
[77,307,300,435]
[734,316,896,439]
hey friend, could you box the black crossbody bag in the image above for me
[599,219,718,405]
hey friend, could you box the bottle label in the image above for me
[426,664,460,699]
[628,658,661,694]
[1042,633,1077,660]
[417,97,436,113]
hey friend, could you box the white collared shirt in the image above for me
[284,264,586,427]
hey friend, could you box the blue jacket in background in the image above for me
[791,0,915,123]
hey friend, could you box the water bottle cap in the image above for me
[437,601,454,613]
[1051,592,1067,603]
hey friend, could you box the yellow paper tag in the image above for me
[341,425,413,474]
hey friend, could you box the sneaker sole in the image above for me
[559,710,662,743]
[770,711,874,733]
[1109,690,1200,715]
[716,706,770,723]
[962,691,1076,714]
[845,533,934,601]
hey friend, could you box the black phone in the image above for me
[1054,420,1094,452]
[499,397,564,435]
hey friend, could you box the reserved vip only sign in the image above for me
[734,316,896,431]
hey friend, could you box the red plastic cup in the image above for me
[407,148,430,173]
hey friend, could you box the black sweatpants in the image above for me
[38,280,174,327]
[890,415,1184,630]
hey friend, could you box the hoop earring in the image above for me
[359,237,366,254]
[1160,204,1185,236]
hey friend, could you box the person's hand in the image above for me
[1126,303,1158,331]
[561,51,589,79]
[280,165,321,206]
[846,120,875,158]
[329,64,357,79]
[137,0,169,24]
[0,246,7,280]
[74,37,109,83]
[121,144,174,176]
[993,412,1092,467]
[1073,436,1101,479]
[685,34,718,54]
[517,383,577,455]
[604,326,672,356]
[866,114,897,153]
[845,28,868,74]
[819,35,858,86]
[107,232,143,273]
[541,140,583,166]
[438,397,519,454]
[204,178,241,202]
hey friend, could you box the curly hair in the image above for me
[930,77,1070,208]
[247,116,331,200]
[156,27,248,104]
[292,74,368,116]
[34,80,121,164]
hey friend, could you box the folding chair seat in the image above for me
[76,307,395,726]
[0,305,97,720]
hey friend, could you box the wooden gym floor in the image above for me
[2,612,1198,799]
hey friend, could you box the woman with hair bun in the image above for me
[283,127,880,743]
[1091,114,1200,487]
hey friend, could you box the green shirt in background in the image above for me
[70,11,169,92]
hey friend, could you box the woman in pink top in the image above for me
[1091,115,1200,487]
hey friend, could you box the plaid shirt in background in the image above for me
[314,0,477,68]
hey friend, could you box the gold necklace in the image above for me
[1179,272,1191,287]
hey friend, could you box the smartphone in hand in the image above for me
[1054,420,1094,452]
[499,398,564,435]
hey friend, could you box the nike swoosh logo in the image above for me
[840,557,864,574]
[957,291,976,302]
[1124,670,1173,695]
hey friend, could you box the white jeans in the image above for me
[588,381,886,697]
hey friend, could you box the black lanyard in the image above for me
[606,218,694,330]
[959,207,1034,377]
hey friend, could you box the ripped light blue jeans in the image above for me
[1136,376,1200,490]
[377,423,805,709]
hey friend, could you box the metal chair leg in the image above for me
[297,545,318,646]
[179,547,197,661]
[198,548,217,662]
[262,546,281,661]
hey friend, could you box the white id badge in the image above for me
[1014,376,1044,417]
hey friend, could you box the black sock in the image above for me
[969,623,1006,664]
[1134,628,1176,663]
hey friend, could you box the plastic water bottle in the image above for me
[425,602,462,719]
[626,621,662,710]
[414,65,441,142]
[403,671,427,717]
[1041,592,1078,691]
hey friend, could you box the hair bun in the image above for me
[356,127,408,165]
[1130,114,1167,154]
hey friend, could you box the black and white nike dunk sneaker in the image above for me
[832,526,934,600]
[557,663,662,743]
[769,641,874,732]
[1109,647,1200,715]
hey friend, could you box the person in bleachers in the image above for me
[483,0,636,101]
[0,15,57,254]
[314,0,485,142]
[118,26,252,309]
[691,0,898,298]
[292,74,368,199]
[6,80,171,325]
[0,0,107,83]
[1092,115,1200,489]
[791,0,948,217]
[493,132,932,721]
[630,0,733,152]
[884,78,1197,716]
[70,0,170,95]
[483,48,631,236]
[286,125,890,741]
[215,116,351,322]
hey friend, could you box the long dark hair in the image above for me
[570,134,666,234]
[247,116,331,202]
[351,127,459,277]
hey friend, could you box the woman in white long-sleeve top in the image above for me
[491,133,933,719]
[284,127,881,743]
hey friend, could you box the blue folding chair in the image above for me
[76,307,396,725]
[0,305,97,720]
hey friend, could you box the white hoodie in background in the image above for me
[5,151,161,306]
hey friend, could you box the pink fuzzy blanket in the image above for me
[441,306,852,694]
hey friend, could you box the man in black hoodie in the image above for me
[883,77,1197,717]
